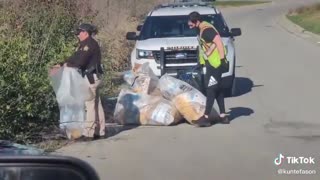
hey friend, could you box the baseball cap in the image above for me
[74,23,98,35]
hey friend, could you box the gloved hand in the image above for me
[221,57,227,61]
[221,57,228,65]
[194,63,203,70]
[220,57,229,73]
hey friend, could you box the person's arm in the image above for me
[202,28,217,57]
[202,28,225,59]
[213,35,225,59]
[64,45,93,68]
[205,43,217,57]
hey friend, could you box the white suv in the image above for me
[126,1,241,96]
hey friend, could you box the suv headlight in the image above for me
[137,49,153,59]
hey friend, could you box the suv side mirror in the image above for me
[230,28,242,37]
[137,25,143,31]
[126,32,137,40]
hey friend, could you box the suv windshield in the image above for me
[139,14,229,40]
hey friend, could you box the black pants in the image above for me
[204,63,225,115]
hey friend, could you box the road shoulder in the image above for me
[276,13,320,46]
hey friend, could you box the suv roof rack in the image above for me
[150,0,217,16]
[153,0,214,10]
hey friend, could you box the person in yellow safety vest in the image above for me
[188,11,230,127]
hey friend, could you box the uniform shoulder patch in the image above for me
[83,45,89,51]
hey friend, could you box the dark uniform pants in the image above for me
[204,63,225,115]
[83,74,106,137]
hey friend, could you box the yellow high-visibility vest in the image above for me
[198,21,226,68]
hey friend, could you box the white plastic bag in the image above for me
[50,67,92,139]
[123,70,136,86]
[59,105,85,139]
[158,74,194,100]
[158,74,216,123]
[172,89,206,123]
[148,101,181,125]
[131,75,151,94]
[124,62,159,95]
[114,89,182,126]
[114,89,160,125]
[51,67,92,106]
[136,63,159,94]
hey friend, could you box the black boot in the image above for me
[191,116,212,127]
[93,134,104,140]
[219,116,230,124]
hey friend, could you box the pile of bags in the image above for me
[114,63,212,126]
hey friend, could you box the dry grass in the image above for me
[291,3,320,15]
[92,0,171,72]
[213,1,270,7]
[288,3,320,35]
[88,0,172,97]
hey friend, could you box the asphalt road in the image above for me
[57,0,320,179]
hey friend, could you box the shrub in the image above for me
[93,0,169,97]
[0,0,169,143]
[0,0,95,143]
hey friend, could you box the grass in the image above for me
[213,0,270,7]
[287,3,320,35]
[36,139,70,153]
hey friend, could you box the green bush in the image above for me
[0,0,95,143]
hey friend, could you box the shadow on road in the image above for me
[233,77,263,97]
[228,107,254,122]
[102,97,117,124]
[105,124,139,139]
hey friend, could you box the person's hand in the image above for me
[202,53,208,60]
[220,57,227,63]
[205,51,211,57]
[49,65,61,77]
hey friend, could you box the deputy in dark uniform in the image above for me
[57,23,105,140]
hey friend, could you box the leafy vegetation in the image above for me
[0,0,168,145]
[0,0,95,144]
